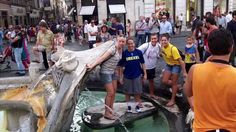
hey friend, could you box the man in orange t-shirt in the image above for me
[184,29,236,132]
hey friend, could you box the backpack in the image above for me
[142,42,161,57]
[171,46,185,60]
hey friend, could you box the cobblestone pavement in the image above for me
[0,32,189,78]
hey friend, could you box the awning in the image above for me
[68,7,75,16]
[108,4,126,14]
[79,6,95,15]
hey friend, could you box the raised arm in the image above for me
[86,50,112,70]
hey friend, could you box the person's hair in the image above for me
[160,33,170,40]
[128,19,131,24]
[39,21,48,28]
[101,25,108,33]
[208,29,234,55]
[232,10,236,17]
[186,35,194,40]
[196,21,203,29]
[229,11,232,14]
[96,35,102,43]
[150,33,158,38]
[206,16,216,25]
[126,37,134,43]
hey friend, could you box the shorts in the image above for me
[146,68,156,80]
[165,64,181,74]
[123,76,142,94]
[185,63,196,73]
[100,73,118,84]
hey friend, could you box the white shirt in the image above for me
[226,14,232,23]
[7,31,16,38]
[159,21,172,35]
[179,15,184,21]
[84,24,89,33]
[138,42,161,69]
[87,25,98,41]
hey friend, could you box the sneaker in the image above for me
[127,106,132,113]
[169,88,183,97]
[135,105,141,113]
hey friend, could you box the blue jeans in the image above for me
[14,48,25,74]
[165,64,181,74]
[136,34,146,47]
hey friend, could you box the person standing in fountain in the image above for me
[118,38,147,113]
[138,34,161,99]
[86,36,126,120]
[160,33,187,107]
[185,29,236,132]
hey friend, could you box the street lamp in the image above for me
[26,3,32,25]
[73,9,77,22]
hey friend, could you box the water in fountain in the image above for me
[74,87,129,132]
[70,89,170,132]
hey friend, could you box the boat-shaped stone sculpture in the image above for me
[0,41,116,132]
[82,101,157,129]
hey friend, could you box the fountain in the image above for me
[0,40,191,132]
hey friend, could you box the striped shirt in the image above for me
[100,45,121,74]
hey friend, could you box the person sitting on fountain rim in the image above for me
[86,36,126,120]
[160,33,187,107]
[184,29,236,132]
[118,37,147,113]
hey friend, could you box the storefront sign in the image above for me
[11,6,26,16]
[30,9,40,18]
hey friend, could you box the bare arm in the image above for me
[86,51,112,70]
[178,58,187,77]
[195,46,200,63]
[184,65,195,111]
[141,64,147,80]
[10,36,20,43]
[118,66,124,84]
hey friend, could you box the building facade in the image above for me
[0,0,11,28]
[76,0,236,31]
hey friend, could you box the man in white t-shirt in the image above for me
[179,13,184,31]
[87,20,98,49]
[226,11,233,25]
[138,34,161,99]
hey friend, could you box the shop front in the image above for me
[11,5,26,25]
[0,3,11,28]
[106,0,126,24]
[30,9,40,25]
[79,0,98,23]
[186,0,203,26]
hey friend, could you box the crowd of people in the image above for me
[87,10,236,132]
[0,9,236,131]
